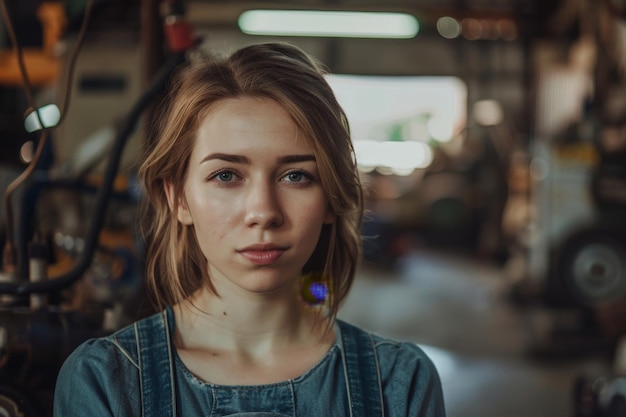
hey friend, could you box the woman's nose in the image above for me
[243,182,284,228]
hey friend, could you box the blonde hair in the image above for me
[139,43,363,321]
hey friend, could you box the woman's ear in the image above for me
[164,181,193,225]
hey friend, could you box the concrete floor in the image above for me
[338,249,613,417]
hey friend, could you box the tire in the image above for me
[557,230,626,307]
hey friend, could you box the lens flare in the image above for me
[301,273,330,305]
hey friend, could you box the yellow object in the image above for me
[555,142,599,166]
[0,1,66,86]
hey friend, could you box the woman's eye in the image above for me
[218,172,234,181]
[209,170,237,182]
[283,171,312,184]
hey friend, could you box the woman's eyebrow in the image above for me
[278,154,316,164]
[199,153,315,164]
[200,153,250,164]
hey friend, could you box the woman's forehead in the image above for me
[190,97,316,161]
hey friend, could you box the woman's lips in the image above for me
[238,244,288,265]
[239,249,286,265]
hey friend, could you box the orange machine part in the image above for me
[0,2,66,86]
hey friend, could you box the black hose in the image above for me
[0,53,186,295]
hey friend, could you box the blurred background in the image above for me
[1,0,626,416]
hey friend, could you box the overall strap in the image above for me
[338,320,385,417]
[136,309,177,417]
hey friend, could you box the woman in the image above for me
[54,42,446,416]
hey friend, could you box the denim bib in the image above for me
[126,309,384,417]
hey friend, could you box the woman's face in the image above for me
[171,96,333,297]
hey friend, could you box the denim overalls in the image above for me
[112,308,385,417]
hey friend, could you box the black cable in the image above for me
[0,52,187,295]
[0,0,94,273]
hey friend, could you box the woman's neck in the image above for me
[173,286,331,360]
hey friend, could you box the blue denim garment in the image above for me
[54,307,445,416]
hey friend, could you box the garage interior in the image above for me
[1,0,626,416]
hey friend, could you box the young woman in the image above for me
[54,42,446,416]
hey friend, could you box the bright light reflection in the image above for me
[408,120,430,142]
[437,16,461,39]
[24,104,61,132]
[20,141,34,163]
[473,99,503,126]
[325,74,466,174]
[427,116,454,142]
[238,10,419,39]
[326,74,466,145]
[354,140,433,174]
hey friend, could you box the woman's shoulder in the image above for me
[60,327,139,377]
[60,310,166,374]
[54,323,147,416]
[336,319,439,377]
[336,320,446,416]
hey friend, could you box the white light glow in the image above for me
[325,74,466,175]
[437,16,461,39]
[427,116,454,142]
[473,99,503,126]
[354,140,433,174]
[408,120,430,142]
[238,10,419,39]
[326,74,467,145]
[24,104,61,133]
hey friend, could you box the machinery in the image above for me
[574,336,626,417]
[513,1,626,414]
[515,0,626,320]
[0,0,197,414]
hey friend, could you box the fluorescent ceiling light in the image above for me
[238,10,419,39]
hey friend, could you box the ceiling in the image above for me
[181,0,565,39]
